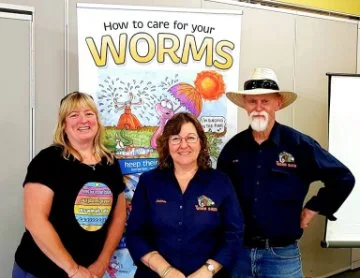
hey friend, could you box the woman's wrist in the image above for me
[98,249,113,265]
[67,264,79,277]
[96,254,111,268]
[146,251,159,268]
[160,265,173,278]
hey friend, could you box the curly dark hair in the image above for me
[156,112,212,169]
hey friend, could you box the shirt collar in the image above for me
[193,168,211,183]
[268,121,281,147]
[243,126,255,146]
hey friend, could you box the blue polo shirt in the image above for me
[126,167,243,276]
[217,122,355,241]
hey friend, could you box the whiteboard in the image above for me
[325,74,360,247]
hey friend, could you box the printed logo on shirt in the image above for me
[276,151,297,168]
[74,182,113,232]
[195,195,218,212]
[155,199,167,204]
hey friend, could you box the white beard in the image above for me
[249,111,269,132]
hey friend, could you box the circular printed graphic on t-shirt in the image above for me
[74,182,113,231]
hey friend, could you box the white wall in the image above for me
[0,6,33,276]
[1,0,358,277]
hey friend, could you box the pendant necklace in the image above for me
[88,164,96,171]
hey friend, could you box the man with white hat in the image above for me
[217,68,355,277]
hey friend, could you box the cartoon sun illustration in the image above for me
[194,70,225,100]
[168,70,226,116]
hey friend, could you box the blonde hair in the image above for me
[53,91,114,164]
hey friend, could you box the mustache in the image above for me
[250,111,268,118]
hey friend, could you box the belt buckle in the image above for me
[257,238,270,248]
[264,239,270,248]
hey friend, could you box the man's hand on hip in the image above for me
[300,208,319,229]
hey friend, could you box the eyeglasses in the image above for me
[169,134,199,145]
[244,79,279,91]
[60,92,94,106]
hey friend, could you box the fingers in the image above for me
[300,208,318,229]
[300,213,309,229]
[300,220,309,229]
[73,266,93,278]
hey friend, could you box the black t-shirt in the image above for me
[15,146,125,277]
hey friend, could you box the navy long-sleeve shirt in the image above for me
[217,122,355,241]
[126,167,243,277]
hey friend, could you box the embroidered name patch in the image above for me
[155,199,167,204]
[276,151,297,168]
[195,205,218,212]
[195,195,218,211]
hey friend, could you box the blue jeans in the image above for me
[12,262,38,278]
[232,243,303,278]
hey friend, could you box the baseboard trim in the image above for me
[351,259,360,270]
[314,266,350,278]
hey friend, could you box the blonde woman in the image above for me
[13,92,126,278]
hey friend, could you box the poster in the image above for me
[77,3,242,276]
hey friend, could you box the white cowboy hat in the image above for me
[226,68,297,109]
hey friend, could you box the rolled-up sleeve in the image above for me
[304,140,355,220]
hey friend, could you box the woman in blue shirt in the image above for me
[127,112,244,277]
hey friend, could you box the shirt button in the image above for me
[254,198,258,202]
[256,181,260,185]
[179,221,183,225]
[252,215,257,219]
[257,165,261,169]
[179,205,183,209]
[178,238,182,242]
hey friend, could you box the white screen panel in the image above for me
[326,75,360,247]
